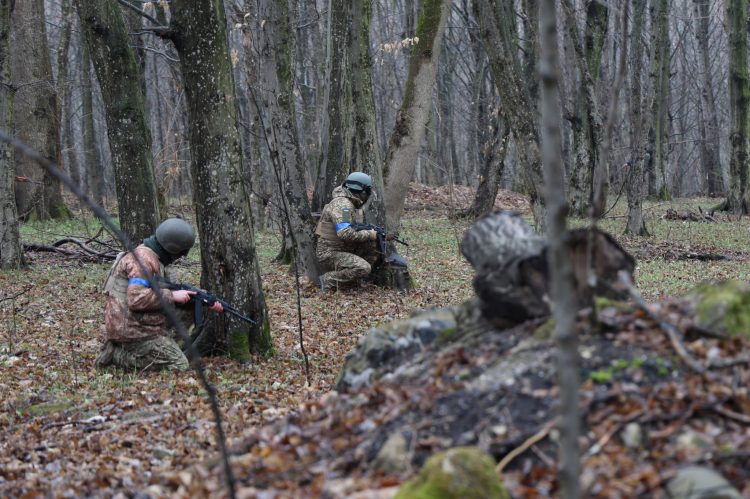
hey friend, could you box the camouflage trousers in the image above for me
[95,307,193,372]
[317,244,380,287]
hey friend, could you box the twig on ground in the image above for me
[584,410,644,459]
[712,405,750,425]
[496,418,558,474]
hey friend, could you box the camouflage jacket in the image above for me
[315,186,376,253]
[103,245,175,343]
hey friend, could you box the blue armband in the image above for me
[335,222,351,232]
[128,277,151,288]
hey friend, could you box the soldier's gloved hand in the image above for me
[209,302,224,313]
[385,233,396,241]
[172,290,196,304]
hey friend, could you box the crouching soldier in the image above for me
[95,218,223,371]
[315,172,385,291]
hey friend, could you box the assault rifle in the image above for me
[156,278,256,330]
[350,222,409,268]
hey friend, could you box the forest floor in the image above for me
[1,185,749,497]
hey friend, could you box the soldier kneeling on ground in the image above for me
[315,171,394,292]
[95,218,223,371]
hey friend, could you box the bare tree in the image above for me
[11,0,67,220]
[625,0,649,236]
[383,0,451,232]
[248,0,320,280]
[0,0,21,269]
[76,0,161,242]
[539,0,580,496]
[693,0,723,196]
[646,0,671,199]
[170,0,272,358]
[724,0,750,213]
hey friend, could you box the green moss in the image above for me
[533,319,555,340]
[438,326,458,344]
[590,369,613,383]
[228,329,251,363]
[394,447,509,499]
[693,280,750,338]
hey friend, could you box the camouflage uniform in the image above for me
[316,186,380,287]
[96,245,189,371]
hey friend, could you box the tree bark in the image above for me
[383,0,451,233]
[170,0,271,359]
[564,0,608,217]
[0,0,22,269]
[647,0,671,200]
[694,0,723,196]
[251,0,320,281]
[474,0,544,228]
[725,0,750,213]
[625,0,649,236]
[76,0,161,242]
[80,42,103,207]
[11,0,67,220]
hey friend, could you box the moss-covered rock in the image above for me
[394,447,509,499]
[690,280,750,338]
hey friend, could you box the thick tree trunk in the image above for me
[725,0,750,213]
[625,0,649,236]
[383,0,451,233]
[76,0,160,242]
[251,0,320,281]
[694,0,723,196]
[647,0,671,200]
[11,0,67,220]
[0,0,22,269]
[170,0,271,360]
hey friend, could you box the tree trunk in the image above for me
[383,0,451,233]
[725,0,750,213]
[539,0,580,494]
[170,0,271,360]
[564,0,608,217]
[11,0,67,220]
[474,0,544,228]
[80,42,103,207]
[0,0,22,269]
[76,0,160,242]
[251,0,320,281]
[647,0,670,200]
[464,78,508,219]
[694,0,723,196]
[625,0,649,236]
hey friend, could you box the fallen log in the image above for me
[460,210,635,326]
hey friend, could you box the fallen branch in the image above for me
[711,405,750,425]
[583,410,644,459]
[496,418,558,474]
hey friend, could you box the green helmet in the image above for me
[155,218,196,255]
[343,172,372,194]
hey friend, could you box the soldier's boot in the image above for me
[94,341,116,368]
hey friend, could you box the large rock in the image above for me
[690,280,750,338]
[393,447,509,499]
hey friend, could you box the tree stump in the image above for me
[460,211,635,327]
[369,247,413,291]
